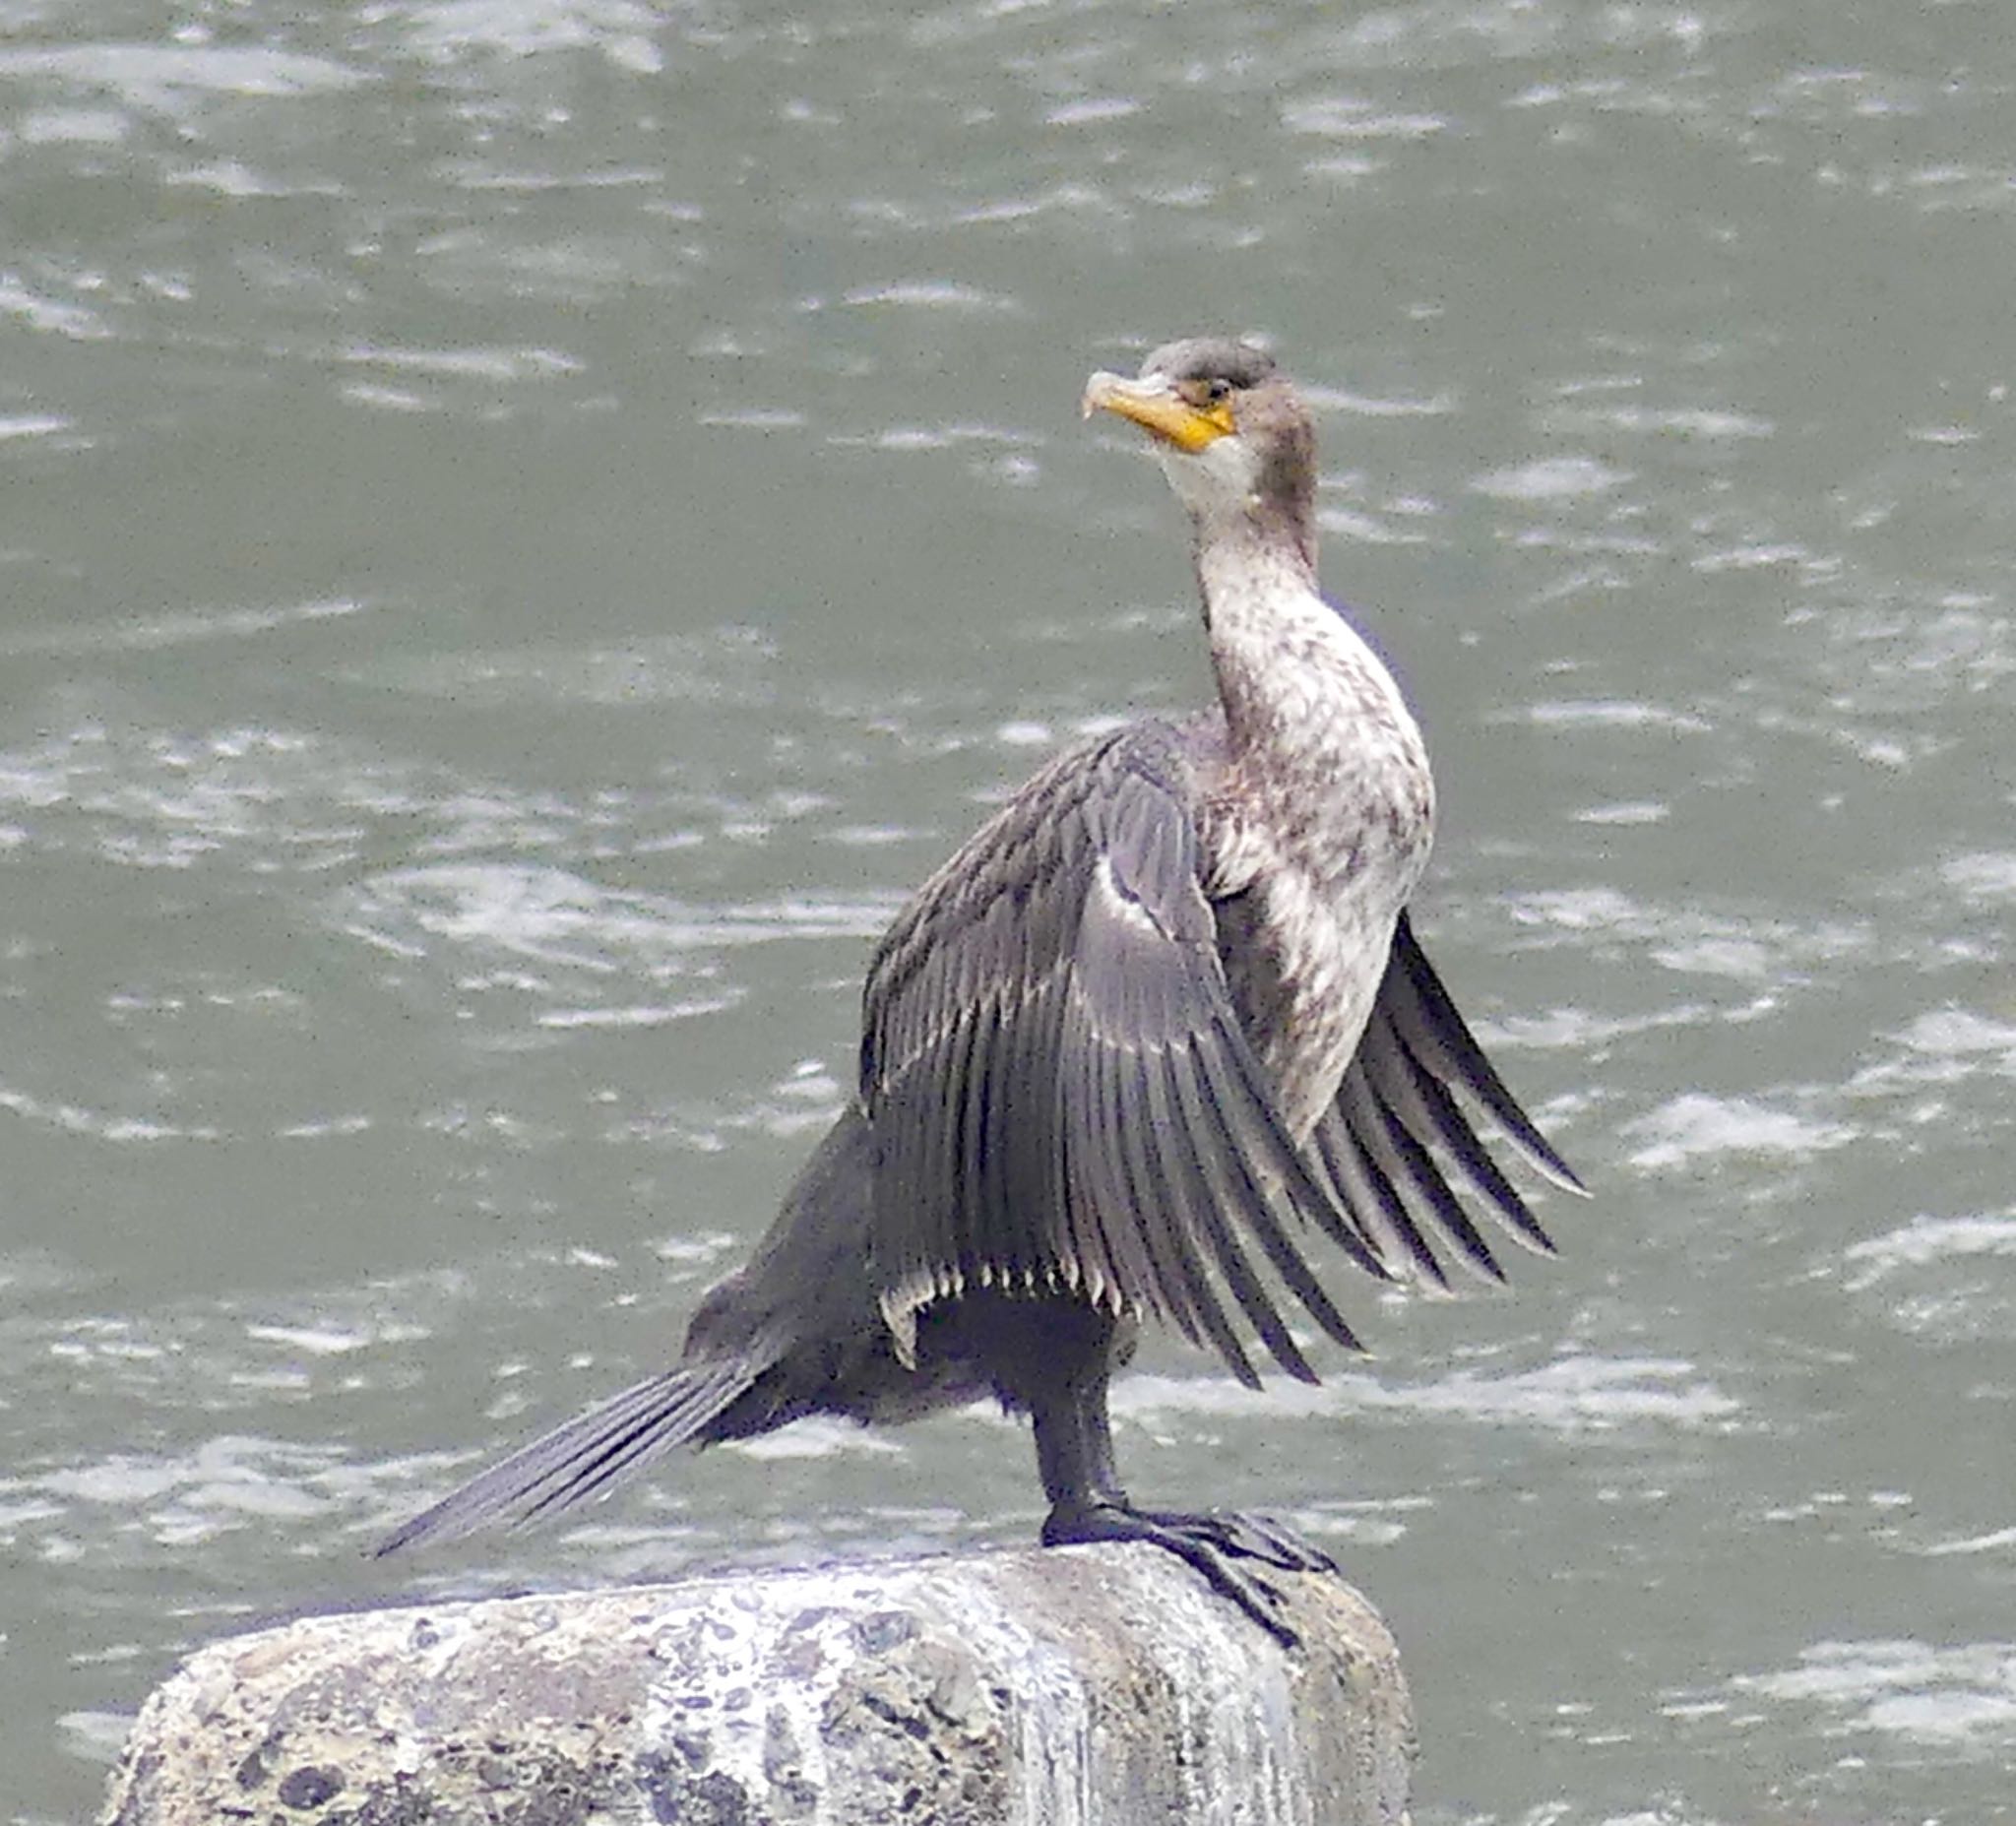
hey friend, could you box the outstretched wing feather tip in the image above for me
[1389,911,1587,1197]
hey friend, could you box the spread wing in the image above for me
[861,724,1390,1389]
[1309,911,1588,1290]
[860,724,1587,1387]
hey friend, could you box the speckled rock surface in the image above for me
[98,1543,1414,1826]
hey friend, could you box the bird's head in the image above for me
[1082,337,1316,564]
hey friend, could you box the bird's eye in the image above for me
[1204,378,1231,403]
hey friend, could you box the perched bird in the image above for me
[377,337,1585,1644]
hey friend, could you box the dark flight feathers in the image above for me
[863,721,1581,1390]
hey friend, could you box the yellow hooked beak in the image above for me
[1081,371,1236,453]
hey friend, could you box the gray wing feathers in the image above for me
[861,728,1581,1383]
[1384,912,1585,1194]
[864,729,1383,1385]
[1311,911,1588,1289]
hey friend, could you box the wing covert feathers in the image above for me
[861,726,1582,1382]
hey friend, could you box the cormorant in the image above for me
[377,337,1585,1645]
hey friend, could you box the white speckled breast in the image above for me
[1194,535,1435,1137]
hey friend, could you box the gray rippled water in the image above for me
[5,1,2015,1821]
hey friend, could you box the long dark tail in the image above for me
[374,1109,880,1558]
[373,1352,770,1556]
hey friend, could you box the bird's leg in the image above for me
[1028,1353,1333,1651]
[1030,1359,1129,1524]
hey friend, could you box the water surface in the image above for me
[5,3,2015,1820]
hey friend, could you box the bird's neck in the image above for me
[1195,527,1405,752]
[1195,520,1435,895]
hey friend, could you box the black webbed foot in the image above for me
[1135,1507,1337,1574]
[1041,1500,1335,1650]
